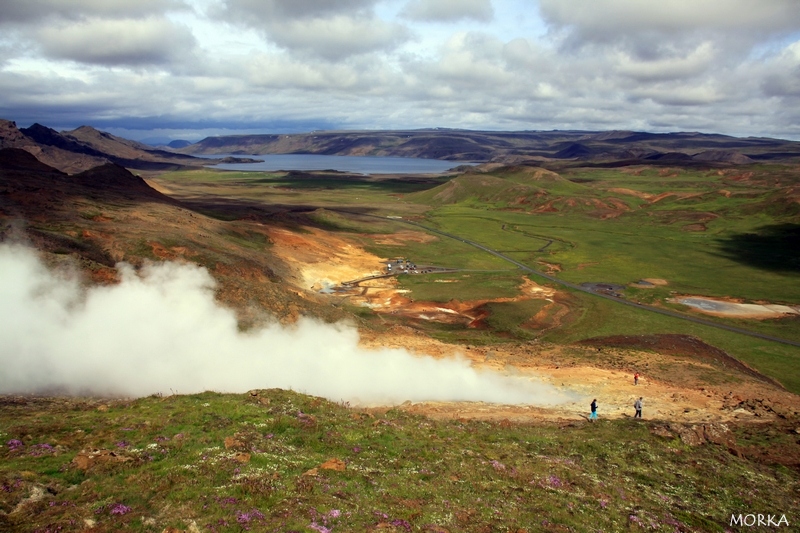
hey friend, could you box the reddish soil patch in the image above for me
[606,187,652,200]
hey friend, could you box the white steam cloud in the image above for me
[0,243,572,405]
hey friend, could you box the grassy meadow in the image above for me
[2,391,798,533]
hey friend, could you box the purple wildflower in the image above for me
[7,439,24,451]
[327,509,341,519]
[390,519,412,531]
[217,497,239,506]
[29,443,55,456]
[600,499,608,509]
[352,446,361,453]
[110,503,131,515]
[309,522,331,533]
[490,460,505,471]
[547,475,563,487]
[115,441,129,448]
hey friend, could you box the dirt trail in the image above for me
[358,328,800,424]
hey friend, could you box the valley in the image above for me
[2,122,800,532]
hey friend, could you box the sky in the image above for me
[1,0,799,142]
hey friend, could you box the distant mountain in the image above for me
[5,118,800,173]
[168,139,193,149]
[1,119,107,173]
[0,119,205,174]
[179,128,800,165]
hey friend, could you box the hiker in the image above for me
[589,399,598,422]
[634,397,643,419]
[634,372,639,385]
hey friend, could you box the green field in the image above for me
[152,163,800,391]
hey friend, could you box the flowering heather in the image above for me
[216,496,239,506]
[490,460,505,471]
[236,508,265,526]
[109,503,132,515]
[29,443,55,456]
[6,439,23,451]
[391,519,412,531]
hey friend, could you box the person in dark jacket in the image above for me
[589,399,598,422]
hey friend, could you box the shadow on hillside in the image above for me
[715,224,800,272]
[177,197,380,224]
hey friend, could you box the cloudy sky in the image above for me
[1,0,799,141]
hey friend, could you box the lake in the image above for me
[202,154,472,174]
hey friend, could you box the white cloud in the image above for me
[261,15,409,61]
[616,42,717,82]
[401,0,493,23]
[538,0,800,43]
[218,0,407,60]
[0,243,572,405]
[36,17,197,66]
[0,0,187,24]
[628,84,725,107]
[221,0,376,21]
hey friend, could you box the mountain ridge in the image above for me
[0,119,206,174]
[178,127,800,165]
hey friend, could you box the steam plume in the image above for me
[0,243,571,405]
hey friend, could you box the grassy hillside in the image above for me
[2,390,798,533]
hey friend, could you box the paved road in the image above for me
[338,210,800,349]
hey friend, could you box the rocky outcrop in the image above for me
[650,422,738,450]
